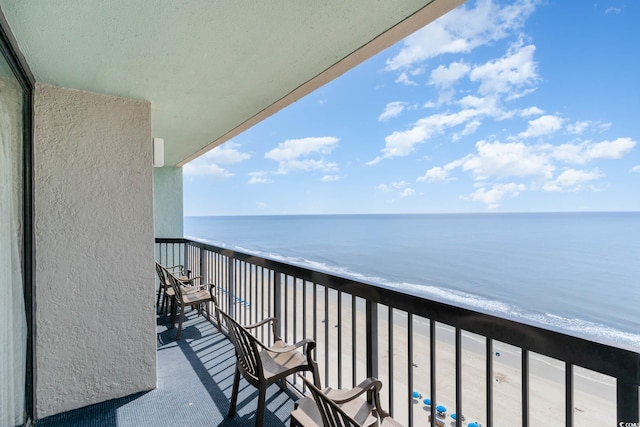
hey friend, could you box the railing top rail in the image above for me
[156,237,640,384]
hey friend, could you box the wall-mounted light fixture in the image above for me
[152,137,164,167]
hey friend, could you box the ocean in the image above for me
[184,212,640,350]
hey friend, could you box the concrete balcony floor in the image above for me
[37,310,295,426]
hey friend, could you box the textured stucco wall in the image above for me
[152,167,183,238]
[33,84,157,419]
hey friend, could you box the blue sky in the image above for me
[183,0,639,216]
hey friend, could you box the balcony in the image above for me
[38,237,640,426]
[158,237,640,427]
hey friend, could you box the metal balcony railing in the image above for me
[156,238,640,427]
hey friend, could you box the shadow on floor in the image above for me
[36,311,296,426]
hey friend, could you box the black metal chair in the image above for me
[219,309,320,427]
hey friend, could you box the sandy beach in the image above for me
[225,274,618,427]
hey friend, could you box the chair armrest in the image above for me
[179,275,202,284]
[181,285,202,294]
[180,281,215,294]
[325,377,382,405]
[166,265,190,275]
[265,338,316,354]
[243,316,279,339]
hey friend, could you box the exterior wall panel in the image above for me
[153,166,183,238]
[33,83,156,418]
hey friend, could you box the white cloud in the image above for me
[386,0,538,71]
[202,142,251,164]
[566,120,590,134]
[376,181,413,196]
[542,168,603,192]
[605,7,621,14]
[183,141,250,177]
[598,122,613,132]
[373,32,547,165]
[417,134,635,207]
[429,61,471,88]
[265,136,339,174]
[462,140,555,180]
[385,181,408,189]
[581,137,636,160]
[379,102,407,121]
[395,72,418,86]
[452,120,482,141]
[551,137,637,164]
[369,109,485,164]
[436,89,456,105]
[276,159,338,174]
[368,127,426,165]
[248,172,272,184]
[183,162,234,177]
[418,166,448,182]
[457,95,507,118]
[462,183,527,209]
[265,137,338,161]
[470,40,539,98]
[519,114,563,138]
[321,174,341,182]
[520,106,544,117]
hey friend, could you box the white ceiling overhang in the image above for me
[1,0,464,166]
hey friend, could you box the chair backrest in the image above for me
[298,375,362,427]
[155,262,167,285]
[219,310,263,382]
[165,267,186,300]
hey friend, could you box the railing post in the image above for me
[618,379,639,425]
[200,246,205,282]
[365,300,378,380]
[565,363,573,427]
[227,256,235,317]
[274,272,282,338]
[522,349,529,427]
[183,241,189,273]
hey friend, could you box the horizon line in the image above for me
[184,210,640,218]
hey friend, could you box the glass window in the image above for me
[0,51,27,427]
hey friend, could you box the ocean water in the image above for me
[184,212,640,350]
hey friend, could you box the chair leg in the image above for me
[163,291,169,315]
[156,286,162,312]
[215,308,222,333]
[290,413,303,427]
[229,366,241,416]
[176,304,185,340]
[255,384,267,427]
[169,299,177,326]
